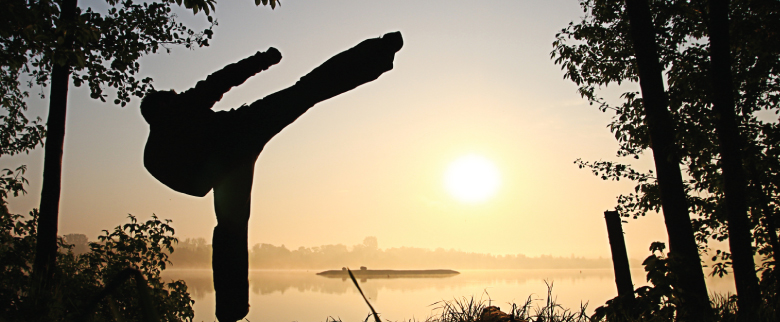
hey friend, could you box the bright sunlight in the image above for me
[444,155,501,204]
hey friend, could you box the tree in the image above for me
[704,0,761,318]
[1,205,196,321]
[0,0,278,311]
[552,0,779,316]
[611,0,711,317]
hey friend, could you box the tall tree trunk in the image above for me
[705,0,761,319]
[623,0,713,319]
[30,0,77,310]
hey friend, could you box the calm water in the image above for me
[162,269,736,322]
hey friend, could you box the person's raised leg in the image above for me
[212,161,254,322]
[206,32,404,321]
[239,32,404,145]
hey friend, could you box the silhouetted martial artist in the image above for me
[140,32,403,321]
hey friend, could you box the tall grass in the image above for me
[330,278,590,322]
[330,278,774,322]
[428,295,488,322]
[424,281,589,322]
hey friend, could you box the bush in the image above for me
[591,242,777,322]
[0,204,194,321]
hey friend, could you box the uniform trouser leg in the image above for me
[212,161,255,322]
[207,31,402,321]
[241,31,403,138]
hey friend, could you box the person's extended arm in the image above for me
[178,47,283,111]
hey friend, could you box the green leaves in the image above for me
[67,214,194,321]
[0,166,28,201]
[256,0,280,9]
[0,72,46,156]
[1,0,282,155]
[558,0,780,265]
[170,0,217,15]
[0,211,194,321]
[2,168,191,321]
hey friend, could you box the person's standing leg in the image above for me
[207,32,403,321]
[212,161,255,322]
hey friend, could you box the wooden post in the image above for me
[604,210,635,299]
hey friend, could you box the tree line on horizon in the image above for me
[64,234,640,270]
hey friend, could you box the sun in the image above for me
[444,155,501,204]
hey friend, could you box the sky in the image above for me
[1,0,674,259]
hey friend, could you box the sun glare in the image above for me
[444,155,500,204]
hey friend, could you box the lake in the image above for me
[162,269,736,322]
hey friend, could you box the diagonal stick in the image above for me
[347,268,381,322]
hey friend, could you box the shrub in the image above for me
[0,205,194,321]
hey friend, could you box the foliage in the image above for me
[1,0,282,110]
[0,0,277,201]
[0,205,194,321]
[552,0,780,277]
[62,232,89,254]
[2,0,216,116]
[0,203,38,318]
[0,166,29,201]
[0,0,215,159]
[422,285,589,322]
[429,295,488,322]
[0,69,45,156]
[592,243,679,321]
[1,0,278,310]
[591,242,778,322]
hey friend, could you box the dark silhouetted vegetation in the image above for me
[422,284,590,322]
[0,1,278,305]
[0,199,194,321]
[552,0,779,319]
[327,249,776,322]
[591,242,776,321]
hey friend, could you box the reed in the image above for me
[334,278,775,322]
[335,278,591,322]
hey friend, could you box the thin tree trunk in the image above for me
[705,1,761,319]
[30,0,77,310]
[623,0,712,319]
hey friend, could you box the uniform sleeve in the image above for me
[178,47,283,111]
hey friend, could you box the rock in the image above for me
[480,306,525,322]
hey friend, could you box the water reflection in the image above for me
[161,269,736,322]
[164,269,618,300]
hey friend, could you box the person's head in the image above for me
[140,90,178,124]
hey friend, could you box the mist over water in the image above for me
[163,269,737,322]
[167,237,639,270]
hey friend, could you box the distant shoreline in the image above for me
[316,269,460,278]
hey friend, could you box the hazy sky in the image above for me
[2,0,673,259]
